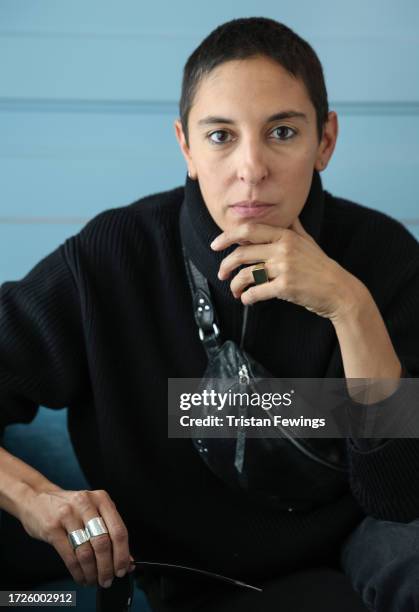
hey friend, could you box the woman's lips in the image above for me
[229,201,275,219]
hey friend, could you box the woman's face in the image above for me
[175,55,337,232]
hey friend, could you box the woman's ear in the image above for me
[174,119,197,179]
[315,111,338,172]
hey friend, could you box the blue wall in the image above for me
[1,0,418,282]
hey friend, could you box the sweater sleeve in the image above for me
[0,239,90,432]
[346,254,419,522]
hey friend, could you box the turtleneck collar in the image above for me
[179,170,325,305]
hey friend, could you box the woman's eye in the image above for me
[207,130,231,145]
[271,126,296,140]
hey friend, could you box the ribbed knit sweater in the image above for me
[1,171,419,582]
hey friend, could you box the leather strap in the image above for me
[182,246,221,354]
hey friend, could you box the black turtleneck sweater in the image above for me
[1,171,419,581]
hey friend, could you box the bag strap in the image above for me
[182,246,250,474]
[182,246,249,353]
[182,246,221,354]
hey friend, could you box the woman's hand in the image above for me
[19,485,135,588]
[211,218,366,321]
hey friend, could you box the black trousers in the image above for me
[99,515,419,611]
[140,516,419,611]
[140,567,368,611]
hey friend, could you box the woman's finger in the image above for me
[73,490,115,588]
[52,531,87,585]
[54,504,96,585]
[230,262,276,298]
[210,223,285,250]
[241,276,281,305]
[218,243,274,280]
[91,489,131,579]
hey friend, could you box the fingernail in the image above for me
[116,569,126,578]
[129,564,136,573]
[210,236,222,249]
[103,579,113,588]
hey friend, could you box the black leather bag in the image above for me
[183,248,348,513]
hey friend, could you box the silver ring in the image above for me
[85,516,109,539]
[68,528,90,550]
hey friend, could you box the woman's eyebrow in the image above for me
[197,111,308,126]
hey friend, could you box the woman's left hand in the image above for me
[211,218,366,321]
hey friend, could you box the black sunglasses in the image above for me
[96,560,263,611]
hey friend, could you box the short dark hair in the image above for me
[179,17,329,146]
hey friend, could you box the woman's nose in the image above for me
[236,143,268,186]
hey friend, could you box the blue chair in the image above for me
[0,407,151,611]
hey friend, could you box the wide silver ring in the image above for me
[85,516,109,539]
[68,528,90,550]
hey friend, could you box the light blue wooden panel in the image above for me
[322,113,419,220]
[2,34,419,102]
[1,1,419,101]
[0,108,180,163]
[2,0,417,36]
[0,156,184,219]
[0,109,185,217]
[0,109,178,155]
[0,36,184,101]
[1,1,418,40]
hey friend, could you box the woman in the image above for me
[1,17,419,612]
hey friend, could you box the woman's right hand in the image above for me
[18,486,135,588]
